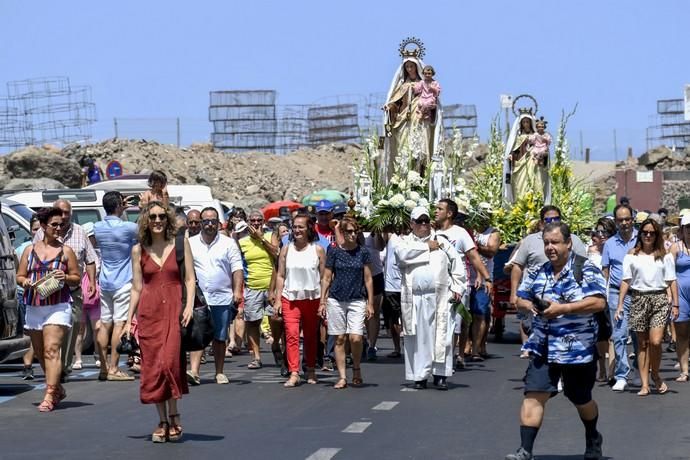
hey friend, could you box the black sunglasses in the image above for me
[544,216,561,224]
[414,217,431,225]
[641,230,657,237]
[149,213,168,222]
[202,219,219,225]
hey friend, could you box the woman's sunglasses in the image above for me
[149,213,168,222]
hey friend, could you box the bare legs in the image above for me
[246,319,262,363]
[97,320,126,374]
[366,294,383,351]
[636,327,666,395]
[75,316,101,367]
[675,322,690,379]
[30,325,67,405]
[333,333,363,387]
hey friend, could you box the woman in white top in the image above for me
[274,214,326,388]
[586,217,616,382]
[616,218,678,396]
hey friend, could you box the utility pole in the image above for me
[176,117,181,147]
[113,117,118,139]
[579,130,584,159]
[613,129,618,163]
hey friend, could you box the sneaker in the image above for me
[505,447,534,460]
[321,358,334,372]
[367,347,378,362]
[584,431,603,460]
[611,379,627,392]
[186,370,201,386]
[215,373,229,384]
[557,378,564,393]
[21,366,34,381]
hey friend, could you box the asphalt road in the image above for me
[1,317,689,460]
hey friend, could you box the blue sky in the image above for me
[1,0,687,159]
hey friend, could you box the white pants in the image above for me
[404,293,454,381]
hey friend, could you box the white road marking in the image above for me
[400,387,417,392]
[32,384,46,391]
[75,370,99,378]
[0,396,14,404]
[342,422,372,433]
[372,401,399,411]
[305,448,341,460]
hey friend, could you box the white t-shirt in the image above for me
[363,232,384,276]
[384,234,403,292]
[622,252,676,291]
[437,225,475,286]
[469,227,496,283]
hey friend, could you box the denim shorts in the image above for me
[209,304,238,341]
[470,286,491,317]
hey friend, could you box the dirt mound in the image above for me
[1,139,362,210]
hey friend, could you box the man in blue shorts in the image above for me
[189,207,243,384]
[506,222,606,460]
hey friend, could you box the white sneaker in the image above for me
[557,378,564,393]
[612,379,627,391]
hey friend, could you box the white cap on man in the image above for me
[681,214,690,227]
[410,206,430,221]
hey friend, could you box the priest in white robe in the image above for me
[395,206,467,390]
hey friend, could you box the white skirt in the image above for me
[25,302,72,330]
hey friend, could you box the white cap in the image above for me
[681,215,690,227]
[410,206,430,221]
[234,220,248,233]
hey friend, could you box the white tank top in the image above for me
[283,243,321,300]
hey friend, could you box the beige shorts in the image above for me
[100,282,132,324]
[326,298,366,336]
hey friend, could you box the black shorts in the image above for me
[523,356,596,406]
[382,292,401,324]
[372,273,385,297]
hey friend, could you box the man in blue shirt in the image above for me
[601,203,637,391]
[506,222,606,460]
[94,191,138,381]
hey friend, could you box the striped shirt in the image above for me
[23,247,71,306]
[517,253,607,364]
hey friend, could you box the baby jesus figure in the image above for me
[414,65,441,122]
[528,117,551,166]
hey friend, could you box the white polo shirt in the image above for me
[189,233,243,306]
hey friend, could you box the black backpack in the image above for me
[571,253,612,341]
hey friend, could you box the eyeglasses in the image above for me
[188,220,201,225]
[343,229,357,235]
[641,230,657,237]
[592,230,607,237]
[149,213,168,222]
[544,216,561,224]
[202,219,219,225]
[414,218,431,225]
[249,218,264,223]
[48,222,64,229]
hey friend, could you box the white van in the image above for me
[85,177,226,224]
[6,189,110,225]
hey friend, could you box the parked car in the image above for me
[0,197,33,251]
[0,202,30,363]
[6,189,109,225]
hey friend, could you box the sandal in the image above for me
[247,359,263,370]
[637,387,650,397]
[676,373,689,382]
[653,378,669,395]
[72,361,83,370]
[352,367,363,387]
[168,414,182,442]
[334,378,348,389]
[284,372,300,388]
[55,384,67,403]
[152,421,169,443]
[38,384,60,412]
[306,368,318,384]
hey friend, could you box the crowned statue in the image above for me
[380,38,445,185]
[501,95,551,204]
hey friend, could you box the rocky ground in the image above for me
[0,139,686,212]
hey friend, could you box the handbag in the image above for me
[175,232,214,351]
[33,272,62,299]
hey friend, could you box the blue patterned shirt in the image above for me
[517,253,607,364]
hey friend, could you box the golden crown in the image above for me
[512,94,539,117]
[398,37,425,60]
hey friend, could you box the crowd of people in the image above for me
[10,174,690,457]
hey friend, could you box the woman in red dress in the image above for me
[124,201,195,443]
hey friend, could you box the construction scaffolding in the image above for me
[0,98,27,148]
[443,104,478,138]
[647,98,690,150]
[6,77,96,146]
[209,90,277,153]
[276,105,309,154]
[307,103,360,145]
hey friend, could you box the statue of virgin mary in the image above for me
[380,38,444,185]
[501,108,551,204]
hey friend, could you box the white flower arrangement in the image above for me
[418,197,429,208]
[389,194,405,207]
[403,199,417,211]
[408,191,421,202]
[407,170,422,187]
[377,199,390,207]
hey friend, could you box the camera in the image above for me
[116,335,139,355]
[533,296,551,313]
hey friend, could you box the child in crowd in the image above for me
[139,170,169,208]
[414,65,441,121]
